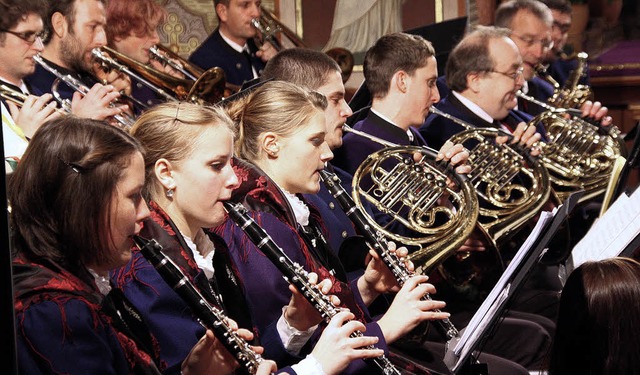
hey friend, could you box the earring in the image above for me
[166,188,174,198]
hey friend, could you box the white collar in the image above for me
[0,75,29,94]
[283,189,310,226]
[452,91,495,124]
[219,29,247,53]
[369,107,414,141]
[183,228,216,280]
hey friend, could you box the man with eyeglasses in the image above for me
[539,0,590,88]
[1,0,62,172]
[496,0,609,125]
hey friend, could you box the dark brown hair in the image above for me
[262,47,341,91]
[0,0,48,43]
[9,117,144,276]
[42,0,107,44]
[363,32,435,99]
[550,257,640,375]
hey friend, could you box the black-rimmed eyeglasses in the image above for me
[0,29,48,44]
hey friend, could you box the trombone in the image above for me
[93,45,227,104]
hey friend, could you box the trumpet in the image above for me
[33,54,135,131]
[149,44,199,81]
[0,84,67,115]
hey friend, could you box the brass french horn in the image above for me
[342,124,479,274]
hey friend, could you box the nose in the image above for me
[320,142,333,162]
[94,27,107,46]
[341,99,353,118]
[431,86,441,104]
[33,36,45,51]
[137,200,151,222]
[226,165,240,190]
[250,3,261,19]
[150,30,160,45]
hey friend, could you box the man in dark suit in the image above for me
[189,0,277,87]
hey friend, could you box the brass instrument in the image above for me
[428,107,551,250]
[0,84,67,115]
[535,51,593,109]
[93,46,226,104]
[516,91,628,203]
[252,6,354,83]
[342,124,479,274]
[33,54,135,131]
[149,44,199,81]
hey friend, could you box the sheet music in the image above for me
[449,209,556,372]
[571,188,640,268]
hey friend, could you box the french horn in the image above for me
[342,124,479,275]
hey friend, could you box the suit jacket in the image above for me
[189,29,264,87]
[518,77,555,117]
[547,57,589,89]
[111,201,291,373]
[420,93,546,151]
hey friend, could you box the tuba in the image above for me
[342,124,479,275]
[535,51,594,109]
[516,91,628,203]
[252,6,354,83]
[92,46,227,104]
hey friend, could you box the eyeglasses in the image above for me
[487,67,525,81]
[0,29,48,44]
[511,33,554,51]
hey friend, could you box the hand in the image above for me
[358,242,411,305]
[70,83,128,121]
[311,310,384,375]
[437,141,471,174]
[496,121,541,156]
[149,58,186,79]
[7,94,61,138]
[580,100,612,126]
[256,360,278,375]
[456,229,487,253]
[181,321,258,375]
[376,275,449,343]
[284,272,338,331]
[93,62,132,96]
[255,41,278,62]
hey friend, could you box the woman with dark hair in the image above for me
[549,257,640,375]
[112,101,384,375]
[10,117,264,374]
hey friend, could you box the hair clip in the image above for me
[57,156,82,174]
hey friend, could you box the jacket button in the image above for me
[341,231,348,238]
[329,202,335,209]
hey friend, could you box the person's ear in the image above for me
[51,12,68,39]
[154,158,176,194]
[261,133,279,158]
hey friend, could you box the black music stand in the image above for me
[614,121,640,199]
[445,191,583,374]
[1,120,19,375]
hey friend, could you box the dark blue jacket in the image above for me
[189,29,264,87]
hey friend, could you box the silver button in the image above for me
[329,202,335,209]
[341,231,348,238]
[236,63,242,69]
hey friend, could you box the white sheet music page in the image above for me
[449,209,555,372]
[571,188,640,268]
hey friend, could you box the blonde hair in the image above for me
[130,102,235,200]
[226,80,327,162]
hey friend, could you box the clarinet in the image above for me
[222,202,402,375]
[318,169,460,342]
[132,235,264,375]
